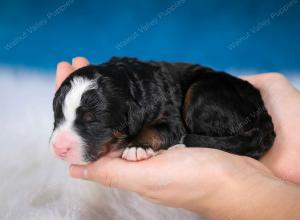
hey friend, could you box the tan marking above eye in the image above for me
[183,85,194,117]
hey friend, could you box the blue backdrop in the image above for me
[0,0,299,73]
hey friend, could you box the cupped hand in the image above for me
[241,74,300,184]
[70,145,275,217]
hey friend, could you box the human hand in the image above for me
[69,145,300,220]
[55,56,90,90]
[241,74,300,184]
[70,145,280,218]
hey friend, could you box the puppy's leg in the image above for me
[122,120,185,161]
[182,73,275,159]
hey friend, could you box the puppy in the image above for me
[50,57,275,164]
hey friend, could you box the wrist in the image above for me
[196,159,267,219]
[194,160,300,220]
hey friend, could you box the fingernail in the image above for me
[83,167,88,179]
[72,56,83,64]
[57,61,68,68]
[69,165,87,179]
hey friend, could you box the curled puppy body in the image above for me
[50,57,275,164]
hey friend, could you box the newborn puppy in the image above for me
[50,57,275,164]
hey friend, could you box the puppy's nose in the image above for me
[50,129,83,163]
[53,143,71,158]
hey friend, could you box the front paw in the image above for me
[121,146,155,161]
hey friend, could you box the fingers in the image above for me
[69,156,154,192]
[55,57,90,91]
[240,74,270,86]
[241,73,288,89]
[70,164,89,179]
[72,57,90,69]
[55,61,74,90]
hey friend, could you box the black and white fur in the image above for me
[50,57,275,164]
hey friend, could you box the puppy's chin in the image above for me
[104,149,124,158]
[63,155,88,165]
[66,149,124,165]
[67,160,90,165]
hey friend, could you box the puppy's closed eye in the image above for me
[82,111,95,123]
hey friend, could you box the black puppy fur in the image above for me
[53,57,275,161]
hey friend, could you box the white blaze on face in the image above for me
[50,77,97,164]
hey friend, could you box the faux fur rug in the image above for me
[0,68,201,220]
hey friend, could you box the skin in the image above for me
[56,57,300,219]
[241,74,300,184]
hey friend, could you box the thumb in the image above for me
[69,156,152,192]
[69,164,89,179]
[55,61,74,91]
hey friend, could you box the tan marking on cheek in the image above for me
[135,127,162,150]
[112,130,127,140]
[97,134,126,158]
[96,138,115,157]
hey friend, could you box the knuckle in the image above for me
[138,188,159,200]
[98,171,112,186]
[103,173,113,187]
[97,168,119,188]
[139,179,171,198]
[265,72,287,81]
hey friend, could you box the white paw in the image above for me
[122,147,155,161]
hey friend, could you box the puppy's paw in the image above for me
[122,147,155,161]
